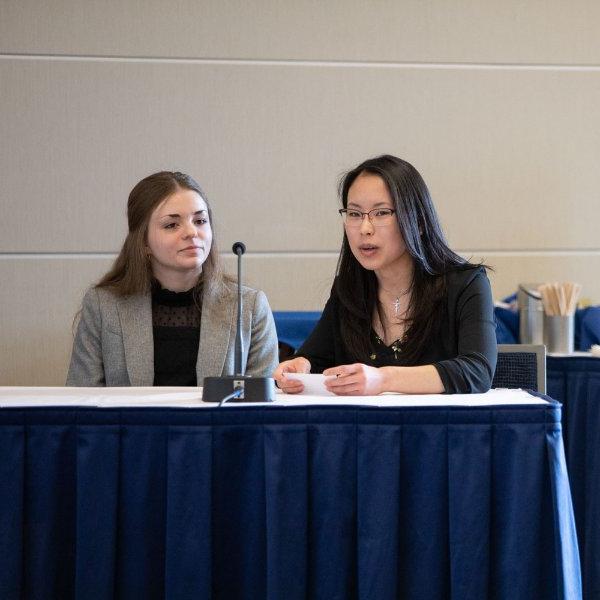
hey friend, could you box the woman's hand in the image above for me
[323,363,386,396]
[273,356,311,394]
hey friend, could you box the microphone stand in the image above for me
[234,241,243,377]
[202,242,276,404]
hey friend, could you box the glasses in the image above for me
[338,208,396,227]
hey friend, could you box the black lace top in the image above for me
[369,331,403,364]
[152,283,201,386]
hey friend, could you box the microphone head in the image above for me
[232,241,246,255]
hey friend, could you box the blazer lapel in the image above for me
[197,285,235,381]
[117,293,154,386]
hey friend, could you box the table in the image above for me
[0,388,581,600]
[548,355,600,600]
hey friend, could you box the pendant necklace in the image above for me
[381,286,411,320]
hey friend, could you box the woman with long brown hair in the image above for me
[67,171,278,386]
[274,155,497,395]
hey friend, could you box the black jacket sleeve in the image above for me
[432,268,497,394]
[295,268,497,393]
[294,295,339,373]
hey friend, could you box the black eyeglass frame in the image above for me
[338,208,397,224]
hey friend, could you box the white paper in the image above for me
[281,372,337,396]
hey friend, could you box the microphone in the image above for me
[232,241,246,255]
[202,242,276,404]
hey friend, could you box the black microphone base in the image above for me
[202,376,276,403]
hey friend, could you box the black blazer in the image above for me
[296,266,497,394]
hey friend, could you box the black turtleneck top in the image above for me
[151,283,201,386]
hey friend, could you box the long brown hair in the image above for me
[97,171,224,300]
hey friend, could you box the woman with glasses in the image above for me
[67,171,278,386]
[273,155,497,395]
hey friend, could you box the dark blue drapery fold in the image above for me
[548,356,600,600]
[0,403,580,600]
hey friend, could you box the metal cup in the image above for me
[518,284,544,344]
[543,314,574,354]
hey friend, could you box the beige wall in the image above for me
[1,1,599,384]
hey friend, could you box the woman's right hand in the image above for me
[273,357,311,394]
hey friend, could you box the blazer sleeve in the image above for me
[245,290,279,378]
[66,288,106,386]
[433,269,498,394]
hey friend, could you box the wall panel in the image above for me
[0,257,111,385]
[2,1,600,64]
[2,59,599,253]
[2,253,599,385]
[0,254,337,385]
[1,2,599,385]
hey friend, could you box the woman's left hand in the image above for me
[322,363,386,396]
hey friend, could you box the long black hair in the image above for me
[335,154,469,364]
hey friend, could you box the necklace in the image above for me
[379,286,411,319]
[381,285,412,319]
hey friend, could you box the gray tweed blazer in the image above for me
[66,281,278,386]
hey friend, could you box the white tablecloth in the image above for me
[0,386,548,408]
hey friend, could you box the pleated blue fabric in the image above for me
[0,402,581,600]
[548,356,600,600]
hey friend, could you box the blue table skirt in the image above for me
[0,404,580,600]
[547,357,600,600]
